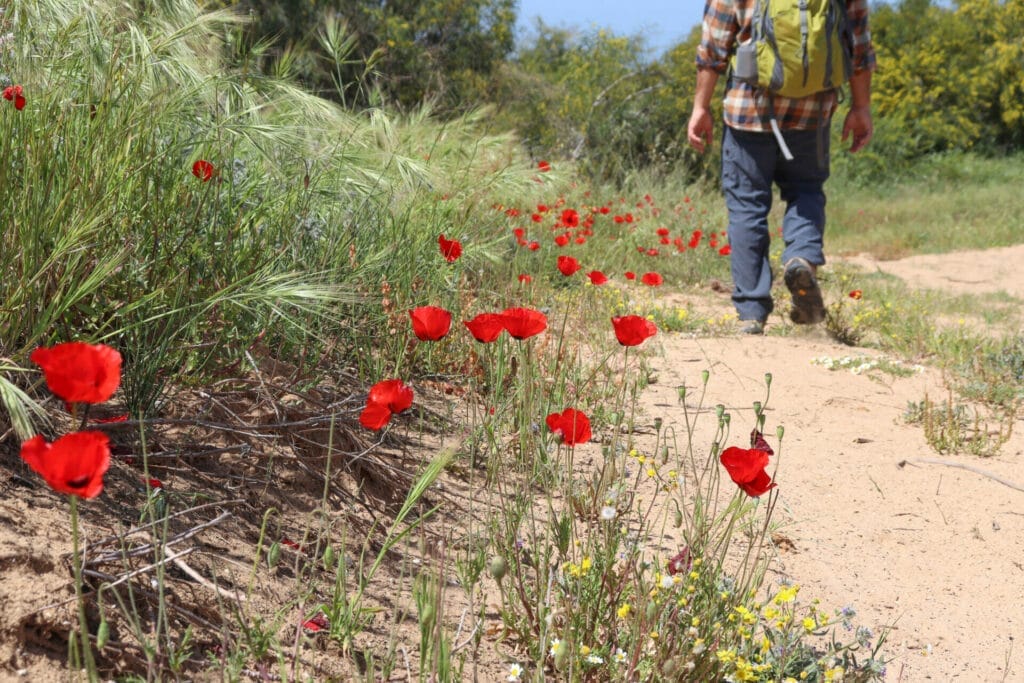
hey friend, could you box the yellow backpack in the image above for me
[733,0,853,99]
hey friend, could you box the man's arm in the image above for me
[688,68,720,153]
[689,0,737,154]
[842,0,876,152]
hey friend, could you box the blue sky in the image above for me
[515,0,705,55]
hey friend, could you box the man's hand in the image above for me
[688,107,714,154]
[842,105,873,153]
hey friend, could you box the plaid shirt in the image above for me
[697,0,877,131]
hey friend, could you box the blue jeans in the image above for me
[721,125,830,322]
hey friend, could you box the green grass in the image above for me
[828,153,1024,258]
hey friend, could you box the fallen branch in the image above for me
[899,458,1024,493]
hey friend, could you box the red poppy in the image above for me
[91,413,129,424]
[359,379,413,430]
[545,408,592,446]
[554,234,570,247]
[849,289,863,300]
[20,431,111,499]
[587,270,608,285]
[531,213,543,223]
[641,272,664,287]
[537,160,551,172]
[557,255,581,276]
[528,241,540,251]
[611,315,657,347]
[624,271,636,281]
[501,307,547,340]
[367,379,413,413]
[513,227,526,239]
[688,230,702,249]
[666,547,691,575]
[3,84,25,110]
[656,227,670,237]
[302,613,330,633]
[464,313,506,343]
[409,306,452,341]
[599,206,610,215]
[281,538,303,551]
[719,245,732,256]
[646,248,659,257]
[720,446,777,497]
[30,342,122,404]
[518,274,532,284]
[560,209,580,228]
[192,159,214,182]
[438,234,462,262]
[145,477,164,490]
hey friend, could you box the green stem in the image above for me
[69,495,97,681]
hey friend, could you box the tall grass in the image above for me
[0,0,533,420]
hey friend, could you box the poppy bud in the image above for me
[776,425,785,439]
[323,545,336,570]
[420,604,436,629]
[267,542,281,568]
[96,618,109,649]
[646,601,658,621]
[489,556,508,581]
[552,640,570,670]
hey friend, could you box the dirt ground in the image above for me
[629,245,1024,682]
[1,245,1022,682]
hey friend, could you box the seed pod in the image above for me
[674,509,683,528]
[646,600,658,621]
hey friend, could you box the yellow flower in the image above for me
[581,556,592,572]
[824,666,845,682]
[617,603,631,619]
[774,585,799,604]
[580,645,591,656]
[649,631,659,640]
[716,648,736,664]
[802,616,817,632]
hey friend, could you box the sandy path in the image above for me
[634,247,1024,681]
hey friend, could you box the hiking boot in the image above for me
[738,319,766,335]
[784,257,825,325]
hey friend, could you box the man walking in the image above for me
[688,0,876,335]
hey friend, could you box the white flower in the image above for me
[601,505,617,520]
[548,638,560,657]
[507,663,523,681]
[585,653,605,665]
[613,648,628,664]
[660,575,675,589]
